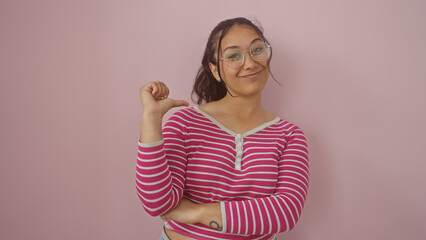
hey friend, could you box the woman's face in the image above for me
[210,24,270,98]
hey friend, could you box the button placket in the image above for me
[234,134,244,170]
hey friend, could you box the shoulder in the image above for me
[272,117,306,139]
[268,118,308,157]
[163,106,211,135]
[165,106,203,123]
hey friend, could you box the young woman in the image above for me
[136,17,309,240]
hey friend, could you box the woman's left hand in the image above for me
[160,198,201,224]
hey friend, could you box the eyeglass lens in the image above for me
[222,42,270,68]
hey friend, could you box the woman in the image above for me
[136,17,309,240]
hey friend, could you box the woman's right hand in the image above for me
[139,81,189,117]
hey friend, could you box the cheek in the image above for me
[262,64,270,78]
[262,62,270,71]
[221,68,239,80]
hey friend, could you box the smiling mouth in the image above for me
[241,70,262,78]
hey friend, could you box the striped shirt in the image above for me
[136,106,309,240]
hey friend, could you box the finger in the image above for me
[164,85,169,99]
[157,81,167,99]
[152,81,161,96]
[140,84,153,95]
[151,82,160,96]
[172,99,190,108]
[153,81,165,100]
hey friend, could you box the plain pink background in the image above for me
[1,0,425,239]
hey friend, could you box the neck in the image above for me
[217,92,264,118]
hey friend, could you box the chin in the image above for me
[244,84,267,96]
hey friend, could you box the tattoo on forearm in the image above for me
[209,221,223,231]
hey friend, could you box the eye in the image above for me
[226,54,242,61]
[252,46,265,55]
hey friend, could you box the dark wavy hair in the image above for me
[191,17,279,105]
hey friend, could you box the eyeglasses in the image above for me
[219,41,271,69]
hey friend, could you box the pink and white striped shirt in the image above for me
[136,106,309,240]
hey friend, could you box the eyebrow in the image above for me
[223,38,263,52]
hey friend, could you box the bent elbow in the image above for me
[142,205,163,217]
[278,214,302,233]
[136,193,176,217]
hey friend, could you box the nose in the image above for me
[242,50,257,69]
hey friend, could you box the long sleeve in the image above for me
[135,113,188,216]
[136,106,308,239]
[220,126,309,235]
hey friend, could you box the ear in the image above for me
[208,62,220,80]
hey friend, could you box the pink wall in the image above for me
[1,0,425,239]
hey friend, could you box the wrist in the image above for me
[141,112,163,120]
[140,113,163,143]
[198,202,222,231]
[197,203,207,223]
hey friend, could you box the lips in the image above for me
[241,70,262,78]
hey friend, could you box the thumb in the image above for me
[170,99,189,108]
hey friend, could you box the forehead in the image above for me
[220,24,262,50]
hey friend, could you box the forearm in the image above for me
[197,195,304,235]
[136,113,183,216]
[136,140,179,216]
[199,202,223,231]
[220,195,302,235]
[137,81,189,216]
[139,112,163,143]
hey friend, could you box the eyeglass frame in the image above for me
[218,41,272,69]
